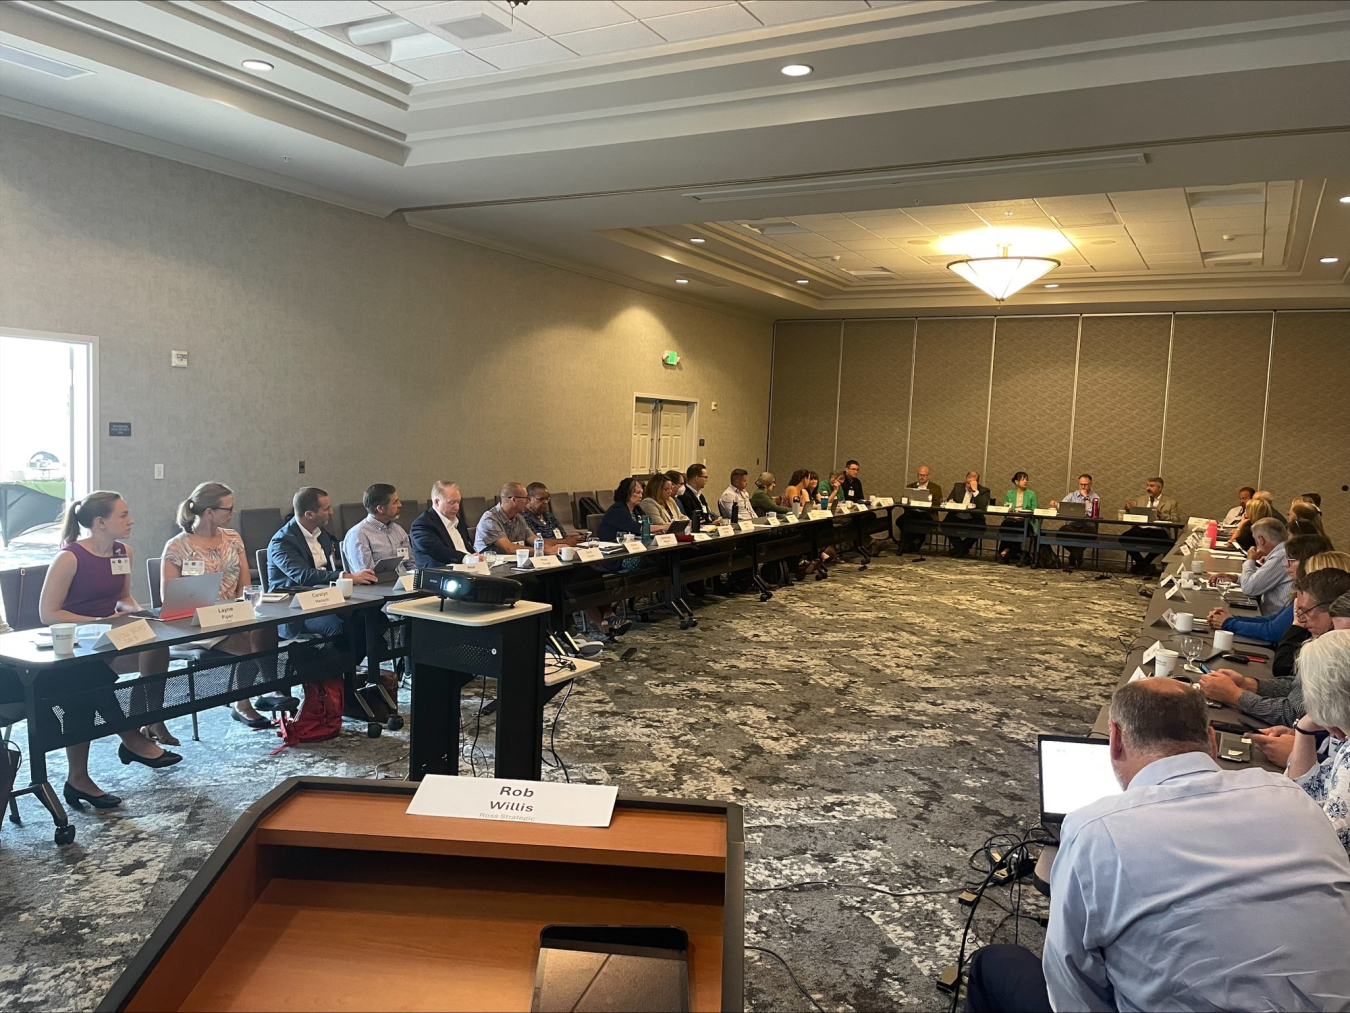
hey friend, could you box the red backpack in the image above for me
[272,679,343,751]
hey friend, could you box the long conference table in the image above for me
[1090,528,1283,771]
[0,504,898,843]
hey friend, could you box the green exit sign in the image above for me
[662,350,680,366]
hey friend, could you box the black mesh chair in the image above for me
[394,500,418,534]
[461,496,490,529]
[337,503,364,538]
[239,508,282,563]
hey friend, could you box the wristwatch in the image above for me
[1294,725,1319,736]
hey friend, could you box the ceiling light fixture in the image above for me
[1320,257,1340,263]
[781,64,813,77]
[675,278,689,284]
[1044,283,1059,288]
[1340,196,1350,203]
[796,279,810,285]
[241,59,274,71]
[689,237,705,243]
[947,244,1060,302]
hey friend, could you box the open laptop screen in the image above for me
[1038,734,1122,823]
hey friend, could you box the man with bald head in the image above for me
[900,465,943,554]
[963,678,1350,1012]
[475,482,578,556]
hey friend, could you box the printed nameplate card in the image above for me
[397,573,416,591]
[653,533,679,548]
[764,515,780,526]
[737,520,756,532]
[1123,513,1149,523]
[575,547,604,563]
[1180,543,1192,556]
[193,601,255,629]
[407,774,618,827]
[691,532,712,542]
[783,514,798,524]
[1165,583,1183,600]
[452,561,492,576]
[1033,508,1057,517]
[290,587,343,610]
[1142,640,1163,664]
[625,540,648,554]
[528,555,562,570]
[808,509,833,521]
[1159,573,1177,589]
[95,619,157,651]
[986,505,1010,514]
[1129,666,1149,683]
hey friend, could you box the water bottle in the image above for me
[1205,519,1217,548]
[533,531,545,557]
[640,514,652,545]
[819,494,828,511]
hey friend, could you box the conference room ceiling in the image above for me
[2,0,1349,316]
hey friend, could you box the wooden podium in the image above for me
[98,778,744,1012]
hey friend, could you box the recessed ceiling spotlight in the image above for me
[781,64,813,77]
[796,279,810,284]
[241,59,274,72]
[689,237,705,243]
[1003,211,1014,217]
[1340,196,1350,203]
[907,239,931,246]
[1044,283,1059,288]
[1320,257,1340,263]
[675,277,689,284]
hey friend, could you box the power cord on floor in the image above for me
[465,675,490,777]
[746,880,967,900]
[746,944,826,1013]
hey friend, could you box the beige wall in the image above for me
[0,118,772,590]
[768,311,1350,548]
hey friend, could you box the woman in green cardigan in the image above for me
[751,472,791,516]
[998,471,1038,564]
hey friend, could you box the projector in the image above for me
[416,568,522,609]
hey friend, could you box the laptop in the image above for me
[157,572,226,621]
[667,518,689,534]
[1056,501,1086,519]
[1037,734,1123,836]
[906,488,933,507]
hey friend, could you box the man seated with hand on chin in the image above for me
[944,471,990,558]
[1238,516,1292,616]
[411,481,473,567]
[475,482,580,556]
[962,678,1350,1013]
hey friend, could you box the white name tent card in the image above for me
[406,774,618,827]
[396,573,416,591]
[575,547,604,563]
[1180,543,1192,556]
[452,561,492,576]
[1165,583,1183,600]
[1033,508,1057,517]
[807,509,832,521]
[624,540,648,554]
[528,555,562,570]
[653,533,679,548]
[691,532,712,542]
[289,587,343,610]
[1129,666,1149,683]
[986,505,1010,514]
[1159,573,1177,589]
[783,513,799,524]
[764,514,780,526]
[1123,513,1149,523]
[1142,640,1163,664]
[192,601,255,629]
[95,619,157,651]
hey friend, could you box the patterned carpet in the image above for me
[0,551,1147,1012]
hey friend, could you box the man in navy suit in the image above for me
[411,481,474,568]
[268,486,375,644]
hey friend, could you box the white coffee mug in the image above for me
[49,622,77,656]
[1174,612,1194,633]
[1191,559,1205,573]
[333,577,354,598]
[1155,649,1179,677]
[559,546,578,561]
[516,548,531,568]
[1213,629,1234,652]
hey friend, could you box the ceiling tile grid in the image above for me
[251,0,898,80]
[712,181,1299,288]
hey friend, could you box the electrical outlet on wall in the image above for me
[298,460,306,474]
[710,402,718,411]
[154,463,164,480]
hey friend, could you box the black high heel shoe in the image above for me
[118,744,183,768]
[64,783,122,809]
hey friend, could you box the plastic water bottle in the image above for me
[1205,519,1217,548]
[640,514,652,544]
[534,531,545,557]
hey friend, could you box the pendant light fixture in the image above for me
[947,243,1060,302]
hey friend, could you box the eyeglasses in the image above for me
[210,505,235,515]
[1294,601,1328,621]
[507,495,528,502]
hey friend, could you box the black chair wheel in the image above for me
[367,723,381,738]
[688,618,699,628]
[679,619,689,630]
[386,715,405,731]
[638,613,651,623]
[759,592,772,602]
[54,824,76,845]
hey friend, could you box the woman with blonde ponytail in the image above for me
[161,481,276,729]
[38,492,180,811]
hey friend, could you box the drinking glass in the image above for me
[243,584,263,611]
[1180,636,1203,673]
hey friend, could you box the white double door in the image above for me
[631,398,691,475]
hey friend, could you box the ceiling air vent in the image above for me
[846,268,898,281]
[0,44,92,79]
[1187,186,1264,208]
[748,222,810,236]
[434,14,513,40]
[1052,212,1120,227]
[1201,250,1262,267]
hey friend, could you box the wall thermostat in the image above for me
[171,350,189,368]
